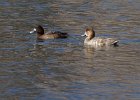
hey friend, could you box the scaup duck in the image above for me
[30,25,68,39]
[81,27,118,46]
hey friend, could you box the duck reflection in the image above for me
[84,45,95,59]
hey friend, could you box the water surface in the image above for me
[0,0,140,100]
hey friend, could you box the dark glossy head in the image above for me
[30,25,44,35]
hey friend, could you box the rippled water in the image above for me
[0,0,140,100]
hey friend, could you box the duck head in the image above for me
[30,25,44,36]
[82,27,95,40]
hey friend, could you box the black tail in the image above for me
[112,41,119,46]
[54,31,68,38]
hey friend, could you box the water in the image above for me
[0,0,140,100]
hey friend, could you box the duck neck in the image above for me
[37,31,44,36]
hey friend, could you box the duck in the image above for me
[30,25,68,40]
[81,27,118,46]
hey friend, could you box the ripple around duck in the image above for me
[0,0,140,100]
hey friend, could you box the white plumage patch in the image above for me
[30,28,36,33]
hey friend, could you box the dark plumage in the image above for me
[30,25,68,39]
